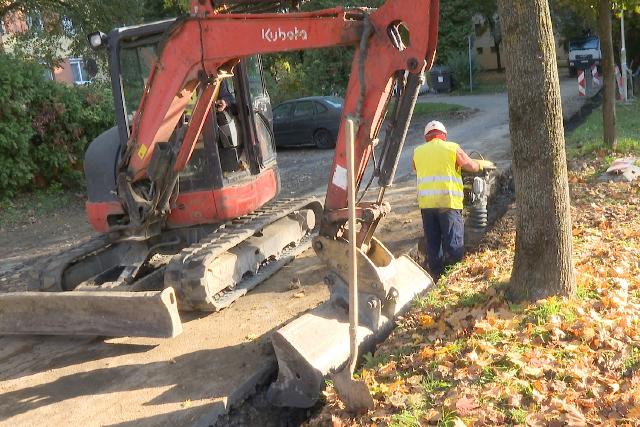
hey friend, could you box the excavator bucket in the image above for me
[268,237,433,408]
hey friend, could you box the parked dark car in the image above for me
[272,96,343,148]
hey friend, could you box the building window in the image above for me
[26,13,44,32]
[70,58,91,84]
[475,23,483,37]
[62,17,74,33]
[476,47,484,55]
[43,68,54,81]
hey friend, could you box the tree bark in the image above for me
[598,0,617,149]
[497,0,576,301]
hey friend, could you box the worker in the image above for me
[215,79,238,115]
[412,120,489,282]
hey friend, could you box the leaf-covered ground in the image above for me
[308,156,640,426]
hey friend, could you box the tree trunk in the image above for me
[598,0,617,149]
[496,43,502,71]
[497,0,576,301]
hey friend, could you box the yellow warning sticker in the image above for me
[137,144,148,160]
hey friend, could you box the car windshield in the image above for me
[570,38,599,51]
[119,40,159,124]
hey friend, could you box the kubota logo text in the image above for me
[262,27,308,43]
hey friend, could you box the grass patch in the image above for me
[0,185,79,228]
[477,330,506,345]
[479,367,497,385]
[566,99,640,157]
[437,409,459,427]
[422,372,453,395]
[522,297,576,326]
[413,288,450,310]
[362,352,390,369]
[576,283,599,301]
[458,291,487,307]
[413,102,466,116]
[390,408,423,427]
[623,347,640,375]
[451,83,506,95]
[508,408,528,424]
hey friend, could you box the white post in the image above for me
[468,34,473,92]
[621,10,628,101]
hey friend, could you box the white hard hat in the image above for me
[424,120,447,136]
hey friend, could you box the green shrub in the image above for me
[0,56,40,197]
[0,54,114,198]
[445,51,480,90]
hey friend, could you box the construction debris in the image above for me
[601,157,640,182]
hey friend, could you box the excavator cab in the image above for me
[85,20,279,233]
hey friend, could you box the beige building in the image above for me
[472,14,569,71]
[0,11,91,85]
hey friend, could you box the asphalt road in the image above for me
[276,77,585,198]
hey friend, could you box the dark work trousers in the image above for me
[420,208,465,281]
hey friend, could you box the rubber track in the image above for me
[165,197,323,311]
[39,236,112,291]
[211,232,315,310]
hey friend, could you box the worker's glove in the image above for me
[477,159,496,171]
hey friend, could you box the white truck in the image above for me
[568,36,602,76]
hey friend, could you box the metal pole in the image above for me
[621,10,628,101]
[468,34,473,92]
[345,117,358,377]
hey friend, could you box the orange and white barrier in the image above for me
[578,70,586,97]
[591,64,600,87]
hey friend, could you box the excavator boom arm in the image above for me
[121,0,439,237]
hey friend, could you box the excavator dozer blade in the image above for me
[0,288,182,338]
[268,238,433,408]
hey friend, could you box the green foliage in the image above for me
[437,0,475,64]
[1,0,183,69]
[0,54,114,198]
[389,408,423,427]
[566,99,640,157]
[623,346,640,375]
[522,297,577,326]
[0,54,38,196]
[263,47,356,104]
[445,51,479,90]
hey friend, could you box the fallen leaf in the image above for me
[563,404,587,427]
[388,393,408,408]
[628,404,640,419]
[418,314,435,328]
[455,396,479,416]
[452,417,467,427]
[523,366,544,378]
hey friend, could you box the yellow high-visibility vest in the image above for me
[413,138,464,209]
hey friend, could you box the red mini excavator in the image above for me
[0,0,439,406]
